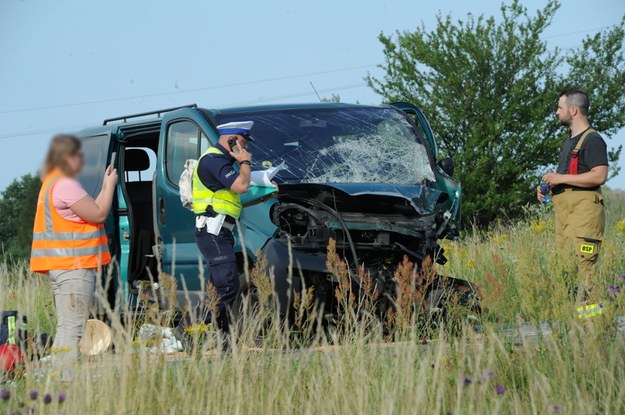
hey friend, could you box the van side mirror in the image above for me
[438,157,454,177]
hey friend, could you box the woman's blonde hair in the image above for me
[42,134,82,177]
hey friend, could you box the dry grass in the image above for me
[1,190,625,414]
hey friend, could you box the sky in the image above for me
[1,0,624,191]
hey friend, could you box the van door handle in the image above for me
[159,197,166,224]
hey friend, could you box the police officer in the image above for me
[192,121,253,338]
[539,88,608,297]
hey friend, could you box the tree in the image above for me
[321,93,341,103]
[0,174,41,260]
[366,1,625,226]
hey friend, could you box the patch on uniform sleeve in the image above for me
[580,243,595,255]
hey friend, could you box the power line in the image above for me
[0,124,94,140]
[216,83,367,107]
[0,64,376,115]
[0,83,369,140]
[542,25,614,40]
[0,24,617,137]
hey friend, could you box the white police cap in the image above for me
[216,121,254,140]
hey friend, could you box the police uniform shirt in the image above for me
[197,143,239,192]
[556,128,608,175]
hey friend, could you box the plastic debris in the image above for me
[137,324,183,354]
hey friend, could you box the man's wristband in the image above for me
[240,160,252,167]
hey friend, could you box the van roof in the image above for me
[77,102,384,137]
[205,102,370,115]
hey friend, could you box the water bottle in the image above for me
[540,181,551,204]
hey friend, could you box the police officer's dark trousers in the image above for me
[196,225,240,334]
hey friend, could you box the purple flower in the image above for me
[43,393,52,404]
[0,389,10,401]
[495,384,506,395]
[462,375,472,386]
[548,404,562,413]
[483,370,495,380]
[608,285,622,295]
[620,273,625,281]
[58,391,67,403]
[28,389,38,400]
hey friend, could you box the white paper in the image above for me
[250,161,285,187]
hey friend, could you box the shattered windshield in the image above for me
[214,107,436,185]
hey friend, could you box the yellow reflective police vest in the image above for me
[192,147,242,218]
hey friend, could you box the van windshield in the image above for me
[214,107,436,185]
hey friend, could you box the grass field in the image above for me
[1,190,625,414]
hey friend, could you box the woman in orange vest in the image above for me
[30,134,117,380]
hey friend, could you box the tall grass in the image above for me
[1,190,625,414]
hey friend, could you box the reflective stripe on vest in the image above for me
[567,128,595,175]
[192,147,242,218]
[577,303,604,319]
[29,170,111,273]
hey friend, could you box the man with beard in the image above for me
[539,88,608,302]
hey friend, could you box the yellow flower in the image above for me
[530,220,547,233]
[466,260,475,268]
[493,233,509,246]
[615,217,625,233]
[184,323,213,335]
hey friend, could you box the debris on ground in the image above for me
[137,324,183,354]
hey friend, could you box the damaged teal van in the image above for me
[74,102,472,320]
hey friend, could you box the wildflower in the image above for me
[28,390,38,400]
[608,285,622,295]
[548,404,562,413]
[0,389,10,401]
[493,234,509,246]
[43,393,52,404]
[495,384,506,395]
[530,220,547,233]
[466,260,475,269]
[462,375,472,386]
[615,217,625,233]
[58,392,67,403]
[620,273,625,281]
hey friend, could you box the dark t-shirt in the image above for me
[197,143,239,192]
[556,128,608,175]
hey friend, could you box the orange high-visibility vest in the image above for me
[30,170,111,273]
